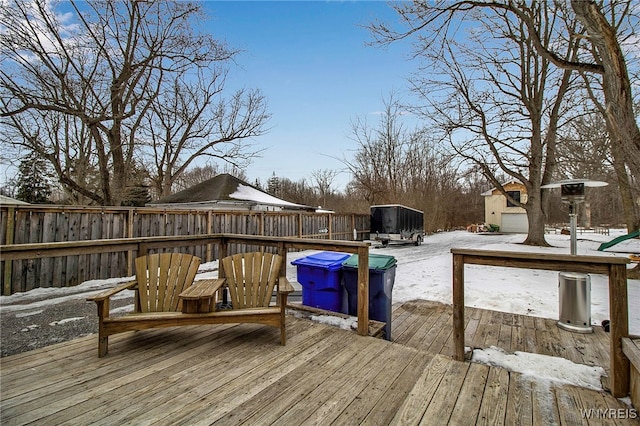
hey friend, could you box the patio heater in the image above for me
[540,179,608,333]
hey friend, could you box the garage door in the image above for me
[501,213,528,233]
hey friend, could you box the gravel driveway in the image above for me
[0,287,134,357]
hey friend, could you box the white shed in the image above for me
[481,181,529,233]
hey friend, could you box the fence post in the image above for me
[277,241,287,277]
[127,209,135,276]
[357,245,369,336]
[452,253,465,361]
[609,263,630,398]
[206,210,213,262]
[138,243,149,257]
[2,207,15,295]
[218,237,228,277]
[351,214,355,240]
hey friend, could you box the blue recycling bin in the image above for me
[291,251,350,313]
[342,254,397,340]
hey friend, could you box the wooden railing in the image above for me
[0,234,372,336]
[451,248,630,398]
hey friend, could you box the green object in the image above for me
[342,254,397,270]
[342,253,398,340]
[489,224,500,232]
[597,230,640,251]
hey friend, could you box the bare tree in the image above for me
[277,177,316,206]
[346,96,411,204]
[370,1,586,245]
[577,72,640,232]
[569,0,640,187]
[370,0,639,234]
[1,0,267,205]
[144,69,269,197]
[556,112,631,227]
[311,169,338,207]
[344,94,461,231]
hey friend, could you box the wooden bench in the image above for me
[88,252,293,357]
[622,337,640,410]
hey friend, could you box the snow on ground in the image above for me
[472,345,606,390]
[397,230,638,331]
[1,229,638,390]
[2,229,638,332]
[285,229,639,335]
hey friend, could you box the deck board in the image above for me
[448,362,489,425]
[1,300,638,425]
[504,371,534,426]
[358,348,435,425]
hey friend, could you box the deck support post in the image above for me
[452,253,465,361]
[357,245,369,336]
[609,264,629,398]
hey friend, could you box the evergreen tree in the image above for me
[267,172,280,197]
[15,152,52,203]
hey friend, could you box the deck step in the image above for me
[622,337,640,411]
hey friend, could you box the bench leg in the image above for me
[99,335,108,358]
[95,299,109,357]
[280,318,286,345]
[279,293,288,345]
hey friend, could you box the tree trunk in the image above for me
[571,0,640,180]
[90,126,112,205]
[609,136,640,232]
[523,192,549,246]
[583,201,591,229]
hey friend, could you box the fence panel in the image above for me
[1,206,369,294]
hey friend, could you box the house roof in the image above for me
[149,173,314,210]
[480,180,526,196]
[0,195,29,205]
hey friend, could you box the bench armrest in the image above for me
[278,276,294,294]
[87,280,138,302]
[179,278,226,300]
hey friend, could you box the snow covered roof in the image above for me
[149,173,315,211]
[0,195,29,205]
[228,183,306,207]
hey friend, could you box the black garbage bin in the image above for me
[291,251,350,313]
[342,254,397,340]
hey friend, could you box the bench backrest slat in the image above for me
[135,253,201,313]
[222,252,282,309]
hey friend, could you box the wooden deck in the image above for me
[393,301,615,380]
[1,301,638,425]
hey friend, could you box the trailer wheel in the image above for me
[414,235,423,246]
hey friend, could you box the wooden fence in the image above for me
[0,234,373,336]
[0,205,370,295]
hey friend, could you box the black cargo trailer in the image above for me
[370,204,424,246]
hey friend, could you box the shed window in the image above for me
[506,191,520,207]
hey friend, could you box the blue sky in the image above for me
[0,1,420,193]
[204,1,419,189]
